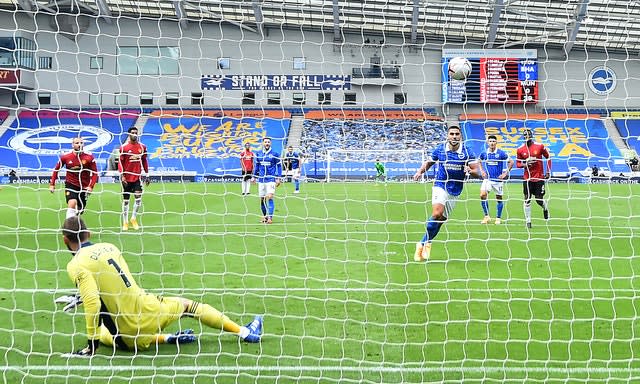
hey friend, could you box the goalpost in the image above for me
[326,149,425,182]
[2,1,640,383]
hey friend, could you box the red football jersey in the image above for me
[240,149,254,172]
[119,142,148,182]
[516,141,551,180]
[50,151,98,189]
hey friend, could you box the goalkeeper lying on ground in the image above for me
[58,216,263,356]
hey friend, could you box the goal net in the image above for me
[326,149,425,182]
[1,1,640,383]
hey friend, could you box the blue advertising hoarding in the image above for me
[460,118,628,174]
[142,116,290,175]
[0,110,139,172]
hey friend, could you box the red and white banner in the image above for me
[0,69,20,84]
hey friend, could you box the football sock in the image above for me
[185,301,241,333]
[481,200,489,216]
[122,201,130,223]
[66,207,77,219]
[524,202,532,222]
[496,201,504,218]
[268,199,275,216]
[294,179,299,191]
[131,198,142,219]
[260,199,267,216]
[421,216,443,243]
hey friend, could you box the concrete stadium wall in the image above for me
[1,12,640,114]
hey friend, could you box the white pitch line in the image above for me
[1,287,636,294]
[3,365,639,375]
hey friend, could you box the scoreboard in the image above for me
[442,49,538,104]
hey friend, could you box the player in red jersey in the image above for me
[240,142,254,196]
[516,129,551,229]
[49,137,99,219]
[118,127,148,231]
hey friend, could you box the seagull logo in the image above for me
[589,66,616,95]
[8,125,112,155]
[326,79,346,86]
[591,76,612,85]
[203,78,223,86]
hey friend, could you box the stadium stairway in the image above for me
[604,117,629,152]
[135,113,150,134]
[286,114,305,148]
[0,112,16,139]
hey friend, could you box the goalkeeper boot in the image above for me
[243,315,263,343]
[122,222,129,231]
[494,218,502,225]
[526,222,532,229]
[261,216,268,223]
[266,217,273,224]
[166,329,196,344]
[481,216,491,224]
[130,218,140,230]
[543,209,550,220]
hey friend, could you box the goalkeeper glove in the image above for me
[63,339,99,357]
[54,294,83,312]
[165,329,196,344]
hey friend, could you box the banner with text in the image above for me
[142,116,290,175]
[0,110,139,172]
[201,74,351,90]
[461,118,628,174]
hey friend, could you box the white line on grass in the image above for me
[3,365,639,375]
[2,287,636,294]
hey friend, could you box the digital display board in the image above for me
[442,49,538,104]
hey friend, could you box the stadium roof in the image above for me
[1,0,639,54]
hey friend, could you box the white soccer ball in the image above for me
[448,57,472,80]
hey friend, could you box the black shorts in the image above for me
[65,182,89,212]
[242,170,253,181]
[523,180,546,200]
[122,180,143,199]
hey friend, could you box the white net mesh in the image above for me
[1,0,640,382]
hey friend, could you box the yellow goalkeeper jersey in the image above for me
[66,242,182,348]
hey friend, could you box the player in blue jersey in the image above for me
[253,137,282,224]
[478,135,514,225]
[412,125,481,261]
[283,145,302,194]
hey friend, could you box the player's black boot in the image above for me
[543,209,550,220]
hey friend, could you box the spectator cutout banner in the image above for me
[142,116,290,175]
[461,118,628,174]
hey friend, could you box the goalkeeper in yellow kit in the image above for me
[60,216,262,356]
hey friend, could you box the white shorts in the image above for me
[480,179,504,195]
[258,182,276,197]
[431,186,458,219]
[286,169,301,178]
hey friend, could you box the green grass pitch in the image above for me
[0,181,639,383]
